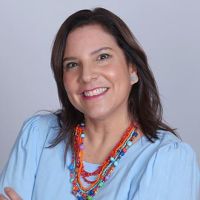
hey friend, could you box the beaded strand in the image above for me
[68,123,142,200]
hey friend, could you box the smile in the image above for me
[83,87,108,97]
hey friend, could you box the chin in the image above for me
[84,111,110,121]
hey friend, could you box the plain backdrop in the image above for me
[0,0,199,171]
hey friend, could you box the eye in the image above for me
[63,62,78,69]
[97,53,111,61]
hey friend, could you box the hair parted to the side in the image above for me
[50,7,178,156]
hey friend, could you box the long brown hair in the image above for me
[50,7,178,154]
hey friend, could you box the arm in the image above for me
[0,115,52,199]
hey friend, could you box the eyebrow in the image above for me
[90,47,112,55]
[63,47,112,62]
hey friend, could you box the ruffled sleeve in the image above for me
[130,141,200,200]
[0,114,57,199]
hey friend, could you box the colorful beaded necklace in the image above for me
[68,123,142,200]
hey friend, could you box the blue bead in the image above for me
[68,164,74,171]
[88,190,95,195]
[120,151,125,156]
[114,161,118,166]
[110,157,115,162]
[127,141,132,146]
[77,196,84,200]
[132,131,138,136]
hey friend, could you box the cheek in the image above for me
[63,73,73,92]
[63,73,80,106]
[63,78,78,108]
[106,63,130,83]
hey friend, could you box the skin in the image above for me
[0,24,139,198]
[0,187,22,200]
[63,24,138,163]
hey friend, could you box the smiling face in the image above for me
[63,24,137,121]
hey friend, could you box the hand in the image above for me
[0,187,22,200]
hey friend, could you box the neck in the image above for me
[84,112,133,148]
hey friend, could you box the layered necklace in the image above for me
[68,122,142,200]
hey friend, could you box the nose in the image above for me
[79,63,98,83]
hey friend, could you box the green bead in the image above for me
[70,178,74,182]
[87,196,93,200]
[99,182,104,187]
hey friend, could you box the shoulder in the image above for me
[146,129,198,166]
[17,113,60,148]
[155,130,196,156]
[139,129,196,160]
[133,129,199,175]
[22,113,59,130]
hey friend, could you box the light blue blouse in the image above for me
[0,114,199,200]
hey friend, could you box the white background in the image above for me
[0,0,199,171]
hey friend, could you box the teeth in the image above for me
[83,88,108,97]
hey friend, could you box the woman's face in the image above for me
[63,24,136,121]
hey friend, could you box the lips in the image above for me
[82,87,109,97]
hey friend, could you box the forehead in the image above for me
[64,24,119,55]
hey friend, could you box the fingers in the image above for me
[4,187,22,200]
[0,193,8,200]
[0,187,22,200]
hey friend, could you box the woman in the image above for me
[0,7,199,200]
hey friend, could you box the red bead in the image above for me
[123,148,127,153]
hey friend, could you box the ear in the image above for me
[128,64,138,85]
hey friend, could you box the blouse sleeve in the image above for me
[129,141,200,200]
[0,114,54,199]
